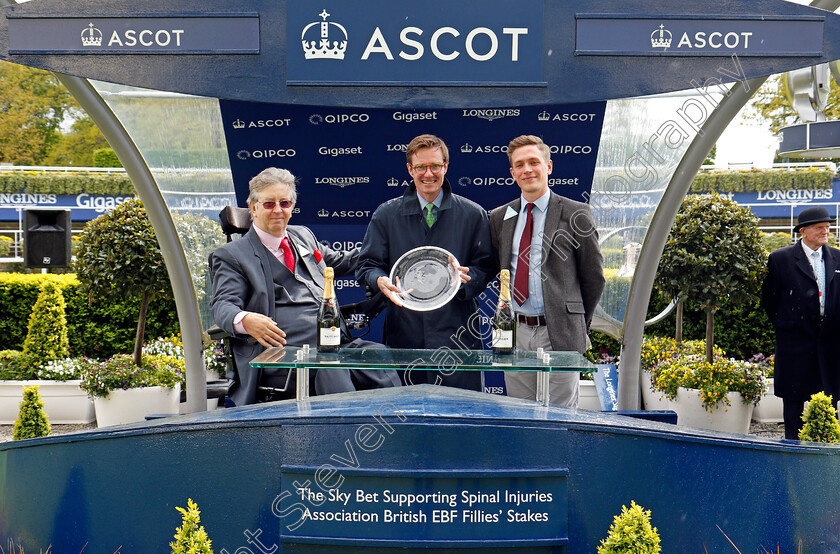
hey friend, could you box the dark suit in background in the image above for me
[762,239,840,438]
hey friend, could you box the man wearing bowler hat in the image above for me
[762,206,840,439]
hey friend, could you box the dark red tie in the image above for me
[514,203,534,304]
[280,236,295,273]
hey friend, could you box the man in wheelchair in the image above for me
[209,167,401,406]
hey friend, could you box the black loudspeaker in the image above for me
[23,208,72,268]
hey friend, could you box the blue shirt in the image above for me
[510,190,550,316]
[417,190,443,216]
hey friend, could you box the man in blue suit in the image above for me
[762,206,840,439]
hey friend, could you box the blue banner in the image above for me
[8,14,260,54]
[709,179,839,219]
[286,0,544,86]
[576,15,824,57]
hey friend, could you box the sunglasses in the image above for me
[257,200,293,210]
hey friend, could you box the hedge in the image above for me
[691,169,835,193]
[0,168,232,196]
[0,274,179,359]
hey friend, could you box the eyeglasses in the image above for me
[411,163,445,174]
[257,200,293,210]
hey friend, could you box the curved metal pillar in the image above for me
[617,76,767,410]
[54,74,208,413]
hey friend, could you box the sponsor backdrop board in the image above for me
[219,100,605,391]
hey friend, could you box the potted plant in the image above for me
[143,335,226,412]
[639,338,724,411]
[799,392,840,443]
[749,353,781,423]
[652,354,766,434]
[80,353,184,427]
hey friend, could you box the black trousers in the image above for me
[783,398,806,440]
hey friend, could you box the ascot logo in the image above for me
[301,10,348,59]
[81,23,103,47]
[650,24,672,49]
[233,118,292,129]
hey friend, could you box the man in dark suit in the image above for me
[489,135,605,407]
[762,206,840,439]
[210,167,400,405]
[356,134,494,391]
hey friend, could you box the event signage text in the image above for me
[285,0,544,86]
[576,15,824,56]
[7,14,260,54]
[279,469,568,547]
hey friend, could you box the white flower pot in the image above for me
[752,378,783,423]
[670,387,754,434]
[578,379,601,410]
[179,397,221,413]
[93,385,181,428]
[641,370,669,411]
[0,380,94,424]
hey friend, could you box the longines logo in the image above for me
[461,109,520,121]
[232,118,291,129]
[318,146,363,157]
[387,177,411,187]
[301,10,348,60]
[317,209,372,218]
[80,21,185,48]
[236,148,296,160]
[386,144,408,152]
[314,177,370,187]
[309,113,370,125]
[538,110,599,122]
[392,111,438,123]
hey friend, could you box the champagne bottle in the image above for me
[492,269,515,354]
[317,267,341,353]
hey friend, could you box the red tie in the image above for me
[280,236,295,273]
[514,203,534,304]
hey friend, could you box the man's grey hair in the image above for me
[247,167,298,204]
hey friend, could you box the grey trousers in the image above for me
[504,321,579,408]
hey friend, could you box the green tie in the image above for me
[425,202,435,228]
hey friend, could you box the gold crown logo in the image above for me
[81,23,102,47]
[232,119,246,129]
[318,209,329,217]
[538,110,551,121]
[387,177,399,187]
[461,143,473,153]
[650,24,672,49]
[301,10,348,60]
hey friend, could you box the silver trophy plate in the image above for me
[389,246,461,312]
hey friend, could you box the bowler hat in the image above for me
[794,206,833,232]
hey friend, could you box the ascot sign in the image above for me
[286,1,544,86]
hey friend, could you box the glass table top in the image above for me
[250,346,596,373]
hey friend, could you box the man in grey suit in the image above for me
[489,135,605,407]
[210,167,400,405]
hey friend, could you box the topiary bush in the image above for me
[13,384,50,440]
[170,498,213,554]
[22,280,69,364]
[74,198,173,366]
[0,236,12,257]
[656,194,766,362]
[799,392,840,443]
[598,500,661,554]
